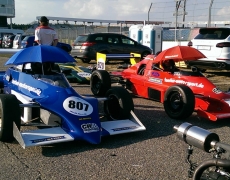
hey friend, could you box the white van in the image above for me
[187,27,230,71]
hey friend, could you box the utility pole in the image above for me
[182,0,187,28]
[174,1,180,42]
[148,3,152,24]
[208,0,214,27]
[174,0,187,42]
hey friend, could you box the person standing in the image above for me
[35,16,58,46]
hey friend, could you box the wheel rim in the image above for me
[168,91,183,113]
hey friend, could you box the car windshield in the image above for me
[74,35,87,43]
[195,28,230,40]
[22,36,30,41]
[34,74,70,88]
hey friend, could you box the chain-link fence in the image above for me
[25,23,130,45]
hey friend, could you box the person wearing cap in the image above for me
[35,16,58,46]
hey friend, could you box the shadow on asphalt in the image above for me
[204,70,230,77]
[40,103,230,157]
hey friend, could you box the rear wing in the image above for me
[96,52,141,70]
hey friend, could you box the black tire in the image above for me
[90,70,111,96]
[104,87,134,120]
[81,58,91,63]
[163,85,195,119]
[0,94,21,142]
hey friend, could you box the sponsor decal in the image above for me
[148,77,162,84]
[212,88,222,94]
[79,117,92,120]
[63,96,93,116]
[112,126,137,131]
[77,72,91,78]
[151,72,160,77]
[31,136,65,143]
[165,55,179,59]
[97,58,105,70]
[164,78,204,88]
[12,79,42,95]
[81,123,99,133]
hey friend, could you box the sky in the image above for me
[10,0,230,26]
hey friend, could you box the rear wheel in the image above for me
[90,70,111,96]
[163,85,195,119]
[0,94,21,142]
[104,87,134,120]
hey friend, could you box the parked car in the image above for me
[21,35,72,53]
[187,27,230,71]
[12,34,26,49]
[21,35,38,48]
[71,33,153,63]
[0,37,2,48]
[2,34,16,48]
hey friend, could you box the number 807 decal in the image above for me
[63,96,93,116]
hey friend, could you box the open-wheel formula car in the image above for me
[90,45,230,121]
[0,45,145,149]
[58,63,92,84]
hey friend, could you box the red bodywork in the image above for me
[111,58,230,121]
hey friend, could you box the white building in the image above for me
[0,0,15,27]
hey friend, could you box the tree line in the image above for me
[7,24,33,30]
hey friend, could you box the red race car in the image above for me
[90,46,230,121]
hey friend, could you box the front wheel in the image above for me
[90,70,111,96]
[104,87,134,120]
[0,94,21,142]
[163,85,195,119]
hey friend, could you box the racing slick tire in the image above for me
[0,94,21,142]
[90,70,111,96]
[104,87,134,120]
[163,85,195,119]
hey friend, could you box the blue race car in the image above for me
[0,45,145,149]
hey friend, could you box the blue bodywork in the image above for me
[2,67,103,144]
[0,47,145,148]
